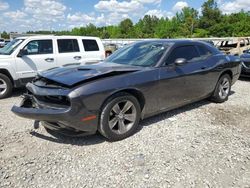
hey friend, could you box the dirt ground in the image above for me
[0,78,250,188]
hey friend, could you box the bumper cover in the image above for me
[11,83,98,134]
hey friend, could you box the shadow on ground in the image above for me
[29,130,105,146]
[12,87,26,97]
[239,76,250,82]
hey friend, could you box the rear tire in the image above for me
[210,74,231,103]
[0,73,13,99]
[98,92,141,141]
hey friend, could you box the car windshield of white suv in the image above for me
[104,41,169,67]
[0,39,24,55]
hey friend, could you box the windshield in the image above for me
[0,39,24,55]
[104,41,169,67]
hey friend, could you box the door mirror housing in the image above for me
[17,49,28,57]
[174,58,187,66]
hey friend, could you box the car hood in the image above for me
[38,62,143,87]
[0,55,10,60]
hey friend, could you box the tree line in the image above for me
[3,0,250,39]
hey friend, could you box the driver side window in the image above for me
[24,40,53,55]
[166,45,200,65]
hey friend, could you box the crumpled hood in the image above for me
[38,62,143,87]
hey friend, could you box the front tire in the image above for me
[0,73,13,99]
[99,92,141,141]
[210,74,231,103]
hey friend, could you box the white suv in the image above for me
[0,35,105,99]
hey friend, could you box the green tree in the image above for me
[1,31,9,39]
[177,7,199,37]
[119,18,133,38]
[199,0,222,33]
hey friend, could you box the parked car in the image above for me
[218,37,250,56]
[0,38,5,48]
[104,43,126,57]
[4,39,10,46]
[104,43,119,57]
[0,35,105,99]
[12,40,241,141]
[240,50,250,77]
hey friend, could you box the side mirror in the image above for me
[174,58,187,66]
[17,49,28,57]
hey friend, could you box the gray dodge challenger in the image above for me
[12,40,241,141]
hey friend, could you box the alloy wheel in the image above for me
[218,77,230,99]
[0,78,7,95]
[108,100,137,134]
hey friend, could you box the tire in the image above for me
[210,74,231,103]
[98,92,141,141]
[0,73,13,99]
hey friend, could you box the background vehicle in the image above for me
[240,49,250,77]
[4,39,10,46]
[0,35,105,99]
[0,38,5,48]
[12,40,241,141]
[218,37,250,56]
[104,43,118,56]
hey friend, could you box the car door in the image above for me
[81,39,104,64]
[56,38,83,67]
[158,45,211,110]
[15,39,57,80]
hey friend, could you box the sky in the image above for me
[0,0,249,32]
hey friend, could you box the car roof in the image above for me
[16,35,100,40]
[134,39,210,46]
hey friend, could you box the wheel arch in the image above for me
[102,88,146,112]
[219,69,233,80]
[0,69,14,84]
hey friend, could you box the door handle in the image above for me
[45,58,54,62]
[74,56,82,60]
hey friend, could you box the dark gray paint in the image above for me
[12,40,241,135]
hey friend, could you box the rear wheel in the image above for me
[99,93,141,141]
[0,73,13,99]
[210,74,231,103]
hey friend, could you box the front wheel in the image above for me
[99,93,141,141]
[0,73,13,99]
[210,74,231,103]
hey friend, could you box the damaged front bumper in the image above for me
[11,82,98,136]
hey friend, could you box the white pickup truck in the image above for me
[0,35,106,99]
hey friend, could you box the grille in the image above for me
[34,95,70,109]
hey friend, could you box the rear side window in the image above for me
[167,45,200,64]
[24,40,53,55]
[82,39,99,51]
[197,45,212,58]
[57,39,79,53]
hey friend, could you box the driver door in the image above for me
[158,45,211,111]
[15,39,57,81]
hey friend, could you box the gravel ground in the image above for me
[0,79,250,188]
